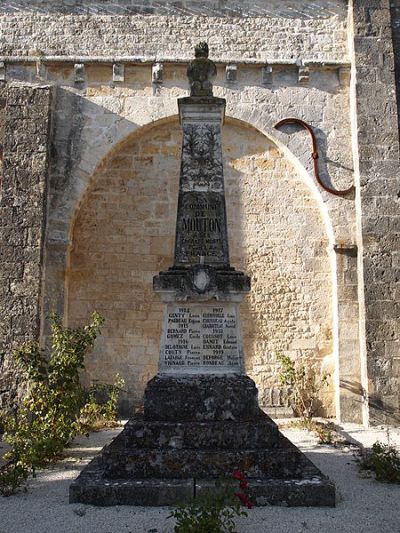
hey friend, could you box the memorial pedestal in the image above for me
[70,373,335,506]
[70,48,335,507]
[70,275,335,507]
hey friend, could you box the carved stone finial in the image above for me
[187,42,217,97]
[195,41,209,58]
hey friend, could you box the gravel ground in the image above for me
[0,422,400,533]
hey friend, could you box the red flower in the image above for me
[234,492,253,509]
[239,479,248,489]
[232,470,245,481]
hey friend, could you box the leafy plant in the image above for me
[313,422,333,444]
[0,312,124,495]
[276,353,329,421]
[169,471,252,533]
[78,374,125,432]
[0,463,28,496]
[358,441,400,483]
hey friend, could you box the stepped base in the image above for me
[117,414,279,450]
[102,434,317,480]
[70,456,335,507]
[70,375,335,507]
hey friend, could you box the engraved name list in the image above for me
[160,303,241,372]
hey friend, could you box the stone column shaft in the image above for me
[175,97,229,267]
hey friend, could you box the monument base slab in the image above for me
[70,456,335,507]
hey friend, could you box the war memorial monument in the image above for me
[69,43,335,507]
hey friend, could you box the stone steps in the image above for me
[70,373,335,506]
[119,414,279,450]
[102,433,318,480]
[70,467,335,508]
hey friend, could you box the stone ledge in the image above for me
[153,265,251,299]
[70,457,193,506]
[70,407,335,507]
[0,56,351,68]
[119,414,279,450]
[197,478,336,507]
[102,441,318,479]
[70,457,335,507]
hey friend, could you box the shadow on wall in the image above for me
[368,396,400,426]
[338,379,400,426]
[44,87,141,318]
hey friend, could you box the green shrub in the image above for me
[78,374,125,432]
[358,441,400,483]
[169,472,251,533]
[0,312,124,495]
[276,353,329,421]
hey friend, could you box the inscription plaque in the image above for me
[175,191,228,264]
[159,303,243,373]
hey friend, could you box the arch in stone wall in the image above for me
[64,115,337,416]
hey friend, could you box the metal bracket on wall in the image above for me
[274,117,355,197]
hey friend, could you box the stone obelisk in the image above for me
[70,43,335,507]
[148,41,252,415]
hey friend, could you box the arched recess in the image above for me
[65,115,337,416]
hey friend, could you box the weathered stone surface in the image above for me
[0,5,348,62]
[0,85,52,412]
[70,424,335,506]
[0,0,347,19]
[70,459,335,507]
[174,97,228,266]
[144,375,259,421]
[154,265,250,300]
[187,42,217,97]
[71,373,335,504]
[70,458,194,506]
[120,414,279,450]
[102,436,318,480]
[352,0,400,425]
[196,478,335,508]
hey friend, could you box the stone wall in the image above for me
[0,85,52,411]
[352,0,400,425]
[67,118,334,415]
[391,0,400,133]
[39,58,357,419]
[0,11,348,63]
[0,0,399,424]
[0,0,347,18]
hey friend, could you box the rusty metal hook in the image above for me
[274,117,354,197]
